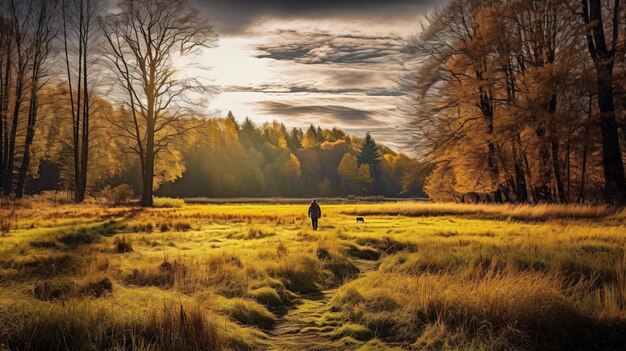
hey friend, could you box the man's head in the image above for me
[312,198,317,203]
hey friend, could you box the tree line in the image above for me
[157,116,424,198]
[404,0,626,204]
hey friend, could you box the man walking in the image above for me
[308,198,322,230]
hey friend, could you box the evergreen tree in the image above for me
[328,127,345,142]
[316,126,324,143]
[288,127,303,151]
[240,117,263,149]
[226,111,239,132]
[358,133,382,189]
[302,125,320,148]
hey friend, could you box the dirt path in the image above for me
[266,259,379,351]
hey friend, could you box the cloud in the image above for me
[222,83,404,97]
[243,30,405,97]
[255,30,404,66]
[255,101,381,126]
[191,0,442,34]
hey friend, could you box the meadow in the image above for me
[1,199,626,350]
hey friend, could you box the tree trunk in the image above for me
[73,0,84,203]
[515,162,528,203]
[565,139,571,202]
[580,0,626,205]
[550,138,565,203]
[577,96,593,204]
[534,124,552,202]
[141,138,154,207]
[140,96,155,207]
[512,132,528,203]
[3,66,24,196]
[78,23,89,202]
[0,46,9,192]
[546,93,566,203]
[482,93,501,200]
[596,63,625,204]
[578,142,589,204]
[15,74,39,198]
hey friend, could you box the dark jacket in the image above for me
[308,202,321,219]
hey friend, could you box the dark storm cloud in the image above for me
[256,101,380,126]
[191,0,440,33]
[330,70,387,86]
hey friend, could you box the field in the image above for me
[1,200,626,351]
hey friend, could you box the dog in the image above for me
[356,217,365,223]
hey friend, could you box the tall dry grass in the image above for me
[0,298,260,351]
[344,202,625,221]
[331,267,626,350]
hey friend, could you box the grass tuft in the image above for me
[153,197,186,208]
[80,276,113,297]
[113,235,133,253]
[220,298,276,329]
[33,279,75,301]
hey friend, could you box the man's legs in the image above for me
[312,218,318,230]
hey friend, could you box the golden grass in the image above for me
[343,202,625,221]
[331,268,601,349]
[1,201,626,350]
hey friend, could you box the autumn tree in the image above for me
[100,0,217,206]
[338,153,371,194]
[403,0,508,202]
[404,0,617,204]
[302,125,321,148]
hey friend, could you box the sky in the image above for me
[189,0,444,151]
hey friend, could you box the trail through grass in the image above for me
[268,259,380,351]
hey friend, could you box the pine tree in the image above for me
[358,133,382,187]
[240,117,263,149]
[226,111,239,133]
[302,125,320,148]
[316,126,324,143]
[288,127,302,151]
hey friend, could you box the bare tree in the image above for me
[1,0,31,196]
[61,0,103,202]
[100,0,216,206]
[0,0,56,197]
[0,13,12,194]
[15,0,57,198]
